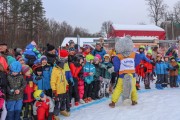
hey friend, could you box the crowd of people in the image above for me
[0,37,179,120]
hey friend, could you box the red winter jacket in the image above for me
[144,55,154,73]
[23,76,35,103]
[69,63,82,78]
[136,61,146,78]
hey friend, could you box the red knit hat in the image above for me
[60,49,69,58]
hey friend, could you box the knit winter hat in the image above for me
[60,49,69,58]
[68,47,75,52]
[31,41,37,46]
[94,56,100,63]
[84,45,91,51]
[68,40,74,45]
[16,48,22,53]
[22,65,31,75]
[47,43,55,52]
[40,55,47,62]
[7,56,16,66]
[16,55,24,61]
[95,54,101,60]
[86,54,94,62]
[10,61,22,73]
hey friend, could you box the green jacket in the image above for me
[177,62,180,74]
[101,62,113,79]
[7,74,26,100]
[93,63,102,80]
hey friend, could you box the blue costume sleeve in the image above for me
[142,53,151,63]
[134,53,141,67]
[113,56,120,72]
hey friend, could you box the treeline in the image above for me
[0,0,100,48]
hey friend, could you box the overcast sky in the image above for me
[43,0,179,33]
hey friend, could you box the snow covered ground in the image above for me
[61,86,180,120]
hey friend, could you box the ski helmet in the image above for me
[33,90,45,100]
[86,54,94,62]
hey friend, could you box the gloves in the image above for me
[69,78,74,86]
[35,76,42,80]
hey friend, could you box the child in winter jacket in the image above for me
[51,60,70,117]
[163,56,171,87]
[21,65,35,119]
[176,59,180,87]
[154,54,166,89]
[92,56,102,100]
[144,49,154,89]
[69,54,84,106]
[33,64,44,90]
[40,55,53,97]
[6,61,26,120]
[23,41,41,67]
[59,50,74,111]
[100,54,113,97]
[83,54,95,103]
[169,57,179,87]
[33,90,59,120]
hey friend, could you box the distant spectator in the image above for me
[91,43,106,61]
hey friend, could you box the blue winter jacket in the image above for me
[33,75,45,90]
[83,62,96,84]
[42,64,52,90]
[164,62,173,74]
[113,53,141,78]
[91,47,106,61]
[154,61,167,74]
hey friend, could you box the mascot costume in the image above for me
[109,36,141,108]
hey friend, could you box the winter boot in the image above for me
[109,102,115,108]
[53,115,60,120]
[75,102,79,106]
[84,98,88,103]
[79,99,85,104]
[132,101,138,105]
[60,110,70,117]
[88,97,92,102]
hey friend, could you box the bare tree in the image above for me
[146,0,167,26]
[174,1,180,23]
[101,21,113,37]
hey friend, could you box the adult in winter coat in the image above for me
[23,41,41,67]
[68,47,76,64]
[6,61,26,120]
[83,54,96,103]
[45,43,58,67]
[109,36,141,108]
[40,55,53,97]
[165,46,178,61]
[91,43,106,61]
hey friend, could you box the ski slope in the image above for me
[61,87,180,120]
